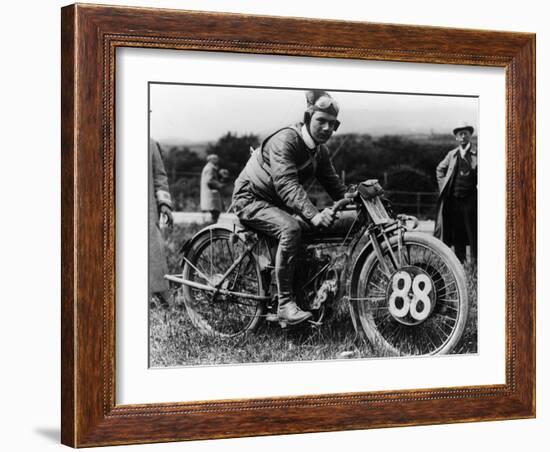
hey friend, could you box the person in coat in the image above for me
[200,154,226,223]
[230,90,350,326]
[434,123,478,263]
[149,139,174,308]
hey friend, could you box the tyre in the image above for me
[352,231,469,356]
[181,227,265,337]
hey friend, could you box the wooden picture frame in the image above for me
[61,3,535,447]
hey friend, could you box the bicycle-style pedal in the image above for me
[266,314,302,329]
[278,319,321,330]
[277,319,301,330]
[265,313,279,323]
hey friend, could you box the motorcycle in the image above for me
[165,180,469,356]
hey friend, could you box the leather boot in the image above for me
[277,300,312,326]
[274,226,311,326]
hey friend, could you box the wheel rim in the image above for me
[359,241,463,355]
[184,231,262,336]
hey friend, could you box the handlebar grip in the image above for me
[331,197,352,213]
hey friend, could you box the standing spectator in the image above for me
[149,139,174,308]
[434,122,478,263]
[200,154,226,223]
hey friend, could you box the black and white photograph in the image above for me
[4,0,543,450]
[148,83,478,367]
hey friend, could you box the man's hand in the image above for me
[311,208,335,228]
[219,168,230,182]
[160,205,174,228]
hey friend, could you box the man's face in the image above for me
[455,130,472,147]
[309,111,339,144]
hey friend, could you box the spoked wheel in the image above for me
[181,227,265,337]
[354,232,468,356]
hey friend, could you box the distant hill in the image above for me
[158,140,210,157]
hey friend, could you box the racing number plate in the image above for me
[385,266,436,326]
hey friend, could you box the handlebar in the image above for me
[329,197,353,213]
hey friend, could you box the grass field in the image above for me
[149,224,478,367]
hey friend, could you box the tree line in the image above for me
[160,131,470,214]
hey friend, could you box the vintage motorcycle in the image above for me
[165,180,469,356]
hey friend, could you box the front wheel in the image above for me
[352,232,469,356]
[181,227,265,337]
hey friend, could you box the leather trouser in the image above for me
[238,203,302,308]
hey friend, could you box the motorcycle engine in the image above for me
[297,248,340,312]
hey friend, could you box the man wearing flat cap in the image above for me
[231,90,349,326]
[434,122,478,264]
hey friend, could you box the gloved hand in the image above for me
[219,168,230,182]
[311,208,335,228]
[160,204,173,228]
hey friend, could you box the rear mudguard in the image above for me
[178,222,273,293]
[178,222,236,265]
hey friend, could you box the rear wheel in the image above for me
[181,228,265,337]
[353,232,468,356]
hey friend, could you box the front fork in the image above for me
[366,226,405,277]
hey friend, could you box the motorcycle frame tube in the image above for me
[165,274,270,302]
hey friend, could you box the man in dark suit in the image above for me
[434,123,478,263]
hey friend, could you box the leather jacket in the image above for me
[231,124,347,220]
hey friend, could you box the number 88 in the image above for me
[388,271,433,321]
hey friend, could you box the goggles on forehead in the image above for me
[312,96,340,115]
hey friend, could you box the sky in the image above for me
[150,83,478,144]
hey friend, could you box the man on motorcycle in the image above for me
[230,90,348,326]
